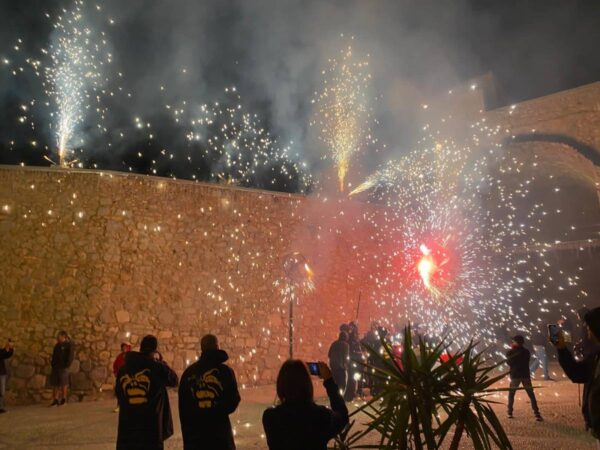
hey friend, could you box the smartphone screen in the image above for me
[548,324,560,344]
[307,362,320,376]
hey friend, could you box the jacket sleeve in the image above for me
[323,377,349,438]
[557,347,589,383]
[591,367,600,438]
[161,362,179,388]
[178,371,192,440]
[263,408,282,449]
[505,350,514,368]
[220,366,241,414]
[112,356,120,376]
[66,342,75,368]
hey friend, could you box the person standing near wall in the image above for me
[328,331,349,396]
[49,331,74,407]
[0,339,14,413]
[116,335,178,450]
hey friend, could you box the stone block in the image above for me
[115,310,130,323]
[70,372,93,391]
[28,374,46,390]
[90,367,108,383]
[158,330,173,339]
[15,364,35,379]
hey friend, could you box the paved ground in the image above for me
[0,374,597,449]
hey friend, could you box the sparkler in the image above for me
[311,43,374,192]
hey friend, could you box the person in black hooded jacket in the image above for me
[263,360,349,450]
[178,334,241,450]
[115,335,178,450]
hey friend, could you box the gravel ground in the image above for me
[0,375,596,449]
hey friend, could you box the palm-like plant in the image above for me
[336,326,513,450]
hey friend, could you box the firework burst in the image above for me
[162,87,312,191]
[354,117,584,354]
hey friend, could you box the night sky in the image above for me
[1,0,599,192]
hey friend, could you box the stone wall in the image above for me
[0,166,392,403]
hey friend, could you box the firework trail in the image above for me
[43,0,112,166]
[310,43,374,192]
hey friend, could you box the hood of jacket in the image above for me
[199,349,229,365]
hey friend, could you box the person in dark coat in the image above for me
[361,322,386,396]
[553,306,600,443]
[116,335,178,450]
[506,335,543,421]
[345,322,364,401]
[262,360,349,450]
[178,334,241,450]
[328,331,349,395]
[50,331,74,406]
[0,339,14,413]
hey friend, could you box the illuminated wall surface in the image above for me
[0,167,392,403]
[1,80,600,403]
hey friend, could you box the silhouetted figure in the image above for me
[116,335,178,450]
[553,306,600,442]
[0,339,14,413]
[179,334,241,450]
[345,322,363,401]
[328,331,349,395]
[506,335,542,421]
[263,360,348,450]
[49,331,74,406]
[361,322,386,396]
[575,307,600,360]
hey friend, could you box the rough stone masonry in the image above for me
[0,166,388,403]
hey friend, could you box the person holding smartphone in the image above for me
[262,360,349,450]
[0,339,14,413]
[552,306,600,446]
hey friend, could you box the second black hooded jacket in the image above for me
[115,351,179,450]
[178,349,241,450]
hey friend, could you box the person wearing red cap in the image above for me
[112,342,132,413]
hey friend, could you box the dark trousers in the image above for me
[331,367,347,395]
[507,378,539,415]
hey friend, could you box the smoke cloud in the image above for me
[0,0,598,189]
